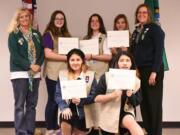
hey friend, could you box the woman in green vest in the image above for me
[8,8,44,135]
[43,10,71,135]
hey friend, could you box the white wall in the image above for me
[37,0,142,37]
[0,0,21,121]
[0,0,179,122]
[161,0,180,121]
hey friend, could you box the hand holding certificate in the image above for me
[60,79,87,99]
[107,69,136,90]
[58,37,79,54]
[79,39,99,55]
[107,30,129,48]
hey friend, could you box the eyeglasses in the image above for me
[55,18,64,21]
[137,11,148,14]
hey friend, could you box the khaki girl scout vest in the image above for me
[86,34,109,80]
[84,72,141,133]
[43,31,67,81]
[59,70,96,126]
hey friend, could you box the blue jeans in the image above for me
[45,77,59,130]
[11,78,40,135]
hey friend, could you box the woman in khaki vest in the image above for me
[84,13,112,81]
[94,51,144,135]
[43,10,71,135]
[55,49,97,135]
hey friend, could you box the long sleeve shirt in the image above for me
[55,77,97,119]
[131,23,165,72]
[8,29,44,72]
[95,74,142,107]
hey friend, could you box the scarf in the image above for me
[21,27,36,91]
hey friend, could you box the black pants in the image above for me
[100,128,130,135]
[88,129,114,135]
[101,130,114,135]
[88,128,129,135]
[87,128,100,135]
[45,77,59,130]
[139,66,164,135]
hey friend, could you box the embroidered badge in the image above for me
[85,76,89,83]
[33,32,40,43]
[18,38,24,45]
[141,28,149,40]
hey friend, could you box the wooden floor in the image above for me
[0,128,179,135]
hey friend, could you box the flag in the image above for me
[22,0,38,30]
[145,0,160,22]
[145,0,169,71]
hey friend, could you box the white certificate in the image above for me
[79,39,99,55]
[107,30,129,48]
[58,37,79,54]
[107,68,136,90]
[60,79,87,99]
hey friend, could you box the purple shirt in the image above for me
[43,32,54,49]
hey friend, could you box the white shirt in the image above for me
[92,33,111,55]
[10,71,41,80]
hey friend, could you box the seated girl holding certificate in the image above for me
[55,48,97,135]
[94,51,144,135]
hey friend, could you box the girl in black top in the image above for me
[95,51,143,135]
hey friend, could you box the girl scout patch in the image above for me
[85,76,89,83]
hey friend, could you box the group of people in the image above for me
[8,3,165,135]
